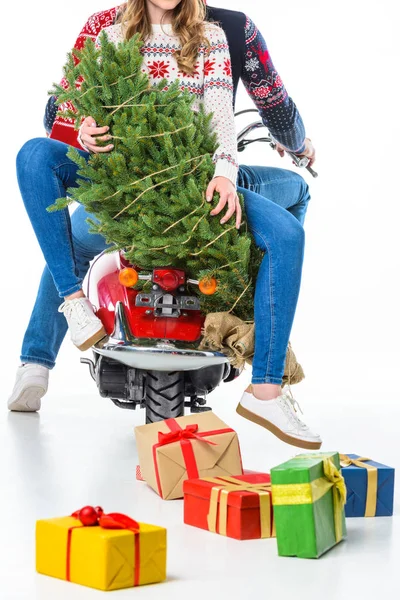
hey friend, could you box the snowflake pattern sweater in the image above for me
[93,22,238,185]
[47,5,306,156]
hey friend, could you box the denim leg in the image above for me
[16,137,90,298]
[20,265,67,369]
[20,205,110,368]
[238,186,305,384]
[238,165,311,225]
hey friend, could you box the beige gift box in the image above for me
[135,412,243,500]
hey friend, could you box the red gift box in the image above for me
[183,472,275,540]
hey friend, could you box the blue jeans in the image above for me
[18,138,310,383]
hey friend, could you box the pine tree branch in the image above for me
[79,78,151,100]
[232,265,249,291]
[216,259,244,270]
[109,88,152,115]
[190,225,237,256]
[142,212,208,251]
[228,281,253,314]
[102,103,168,108]
[112,157,207,219]
[150,212,208,249]
[162,200,206,233]
[102,154,210,201]
[138,124,194,139]
[147,236,192,251]
[191,213,207,233]
[110,124,194,141]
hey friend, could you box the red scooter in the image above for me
[81,112,317,422]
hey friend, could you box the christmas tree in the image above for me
[49,33,261,321]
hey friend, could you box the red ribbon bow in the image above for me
[67,507,141,587]
[158,423,217,447]
[152,418,234,498]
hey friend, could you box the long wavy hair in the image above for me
[117,0,209,75]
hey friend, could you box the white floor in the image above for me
[0,347,400,600]
[1,347,399,600]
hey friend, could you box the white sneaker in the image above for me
[8,364,49,412]
[236,386,322,450]
[58,297,107,351]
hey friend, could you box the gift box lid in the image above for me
[183,473,271,509]
[341,454,394,471]
[271,452,340,485]
[135,412,237,463]
[37,516,164,538]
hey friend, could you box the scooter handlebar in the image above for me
[268,141,319,179]
[236,111,319,178]
[287,150,319,179]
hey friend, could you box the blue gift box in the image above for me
[341,454,395,517]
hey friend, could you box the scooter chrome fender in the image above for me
[92,301,229,372]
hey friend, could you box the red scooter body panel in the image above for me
[96,269,204,342]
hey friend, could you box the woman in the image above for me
[13,0,321,450]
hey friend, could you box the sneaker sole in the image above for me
[8,386,45,412]
[236,403,322,450]
[76,327,107,352]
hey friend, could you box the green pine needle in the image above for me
[47,33,262,320]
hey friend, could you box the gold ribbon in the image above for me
[272,458,346,543]
[339,454,377,517]
[204,476,274,538]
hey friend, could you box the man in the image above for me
[8,3,315,412]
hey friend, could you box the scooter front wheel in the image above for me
[145,370,185,423]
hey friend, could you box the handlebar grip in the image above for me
[268,141,319,178]
[306,165,318,178]
[287,151,309,168]
[288,151,318,178]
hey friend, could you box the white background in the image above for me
[1,1,400,598]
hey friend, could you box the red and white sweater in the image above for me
[49,6,306,159]
[90,22,238,185]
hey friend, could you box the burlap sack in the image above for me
[199,312,304,385]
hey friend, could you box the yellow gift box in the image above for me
[36,512,167,591]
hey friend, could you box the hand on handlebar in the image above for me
[79,116,114,153]
[274,141,286,158]
[236,112,318,177]
[295,138,316,167]
[274,138,316,167]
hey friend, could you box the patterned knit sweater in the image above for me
[94,22,238,185]
[47,5,306,156]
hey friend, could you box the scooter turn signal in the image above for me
[199,277,217,295]
[119,267,139,287]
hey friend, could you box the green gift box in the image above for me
[271,452,347,558]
